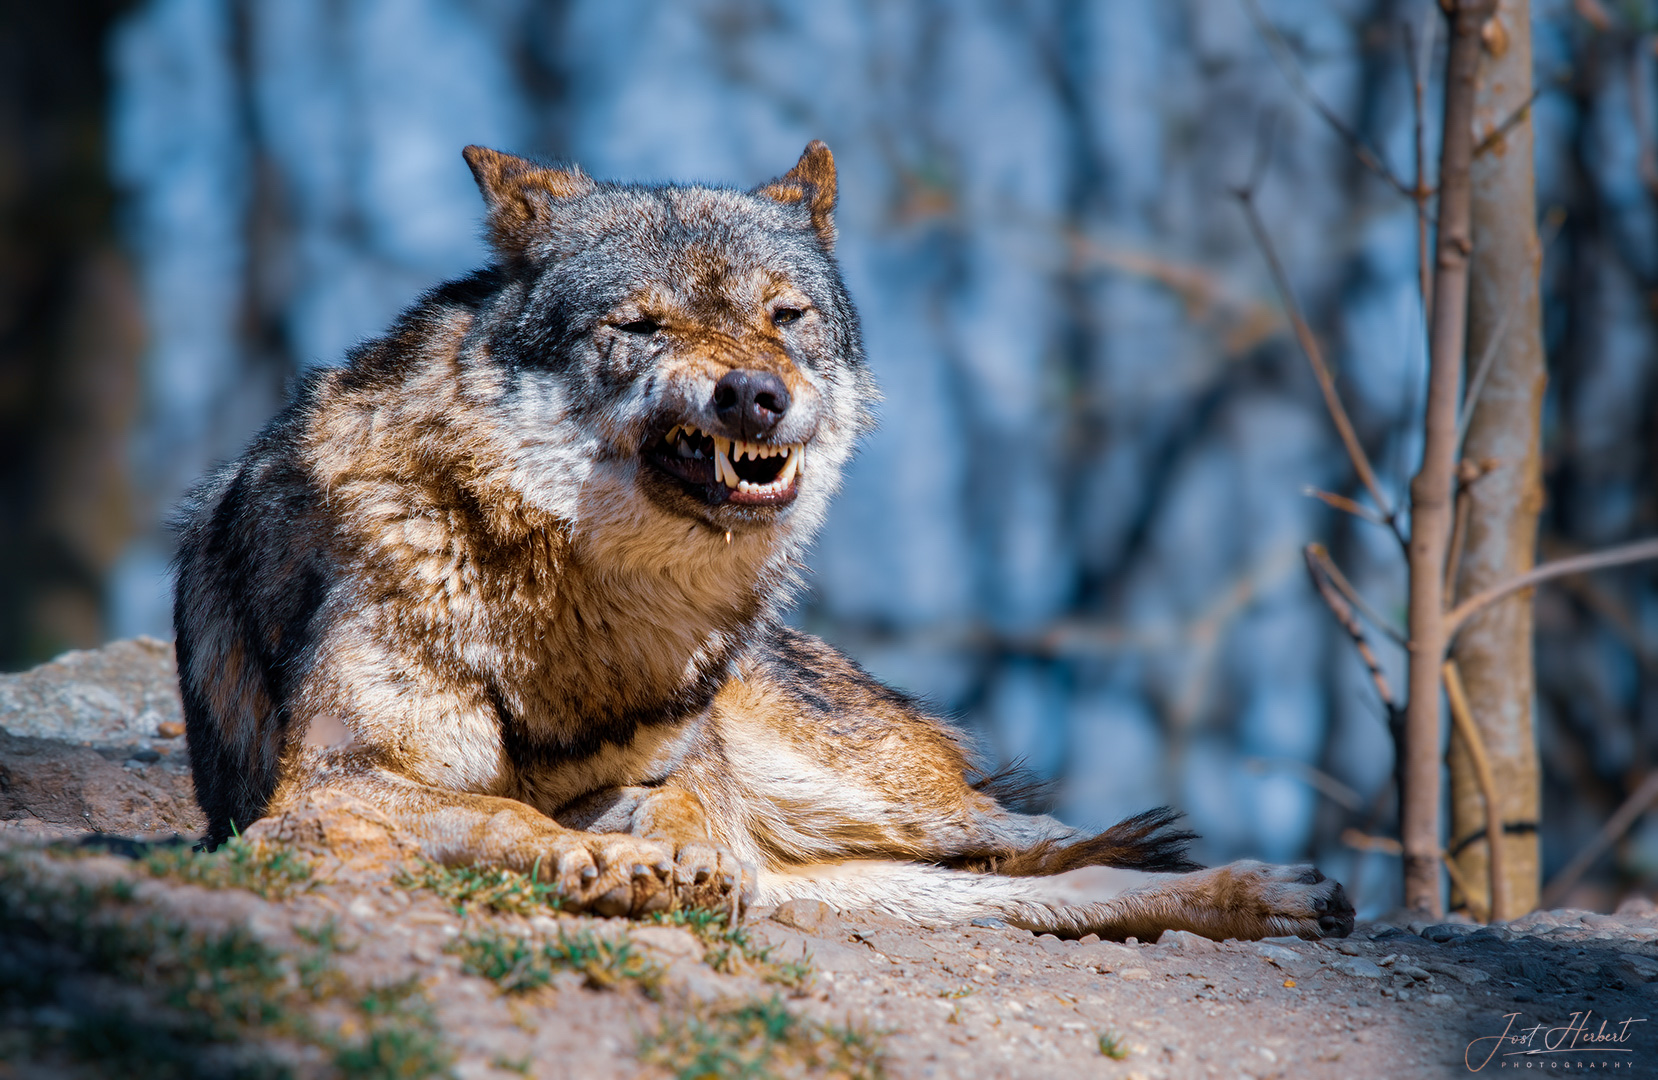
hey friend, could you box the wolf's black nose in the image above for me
[713,369,790,437]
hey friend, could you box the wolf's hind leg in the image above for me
[756,859,1352,941]
[1025,859,1355,941]
[274,751,678,917]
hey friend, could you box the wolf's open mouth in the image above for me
[642,424,804,507]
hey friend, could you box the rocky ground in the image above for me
[3,641,1656,1079]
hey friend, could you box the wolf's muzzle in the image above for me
[713,369,791,440]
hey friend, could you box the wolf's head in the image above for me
[459,142,875,591]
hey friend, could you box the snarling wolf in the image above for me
[172,142,1353,941]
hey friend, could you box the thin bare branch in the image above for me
[1243,757,1365,811]
[1445,480,1472,596]
[1443,660,1508,924]
[1234,185,1403,544]
[1308,542,1408,645]
[1244,0,1414,197]
[1303,486,1391,528]
[1341,829,1403,856]
[1446,537,1658,636]
[1407,13,1437,325]
[1541,770,1658,909]
[1305,545,1402,717]
[1473,85,1544,159]
[1456,301,1517,446]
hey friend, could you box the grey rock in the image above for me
[1156,929,1213,952]
[1254,943,1315,974]
[1035,934,1068,956]
[1326,955,1385,979]
[1421,923,1476,943]
[0,728,200,834]
[1616,953,1658,982]
[0,637,181,746]
[770,898,837,935]
[1420,960,1491,985]
[1463,926,1514,945]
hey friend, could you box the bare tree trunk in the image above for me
[1449,0,1545,921]
[1403,0,1497,918]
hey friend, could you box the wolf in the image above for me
[172,141,1353,941]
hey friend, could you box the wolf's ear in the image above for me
[755,140,837,249]
[462,145,595,257]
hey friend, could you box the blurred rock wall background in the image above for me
[4,0,1655,913]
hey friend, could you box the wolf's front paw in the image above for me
[672,841,755,915]
[1218,860,1355,940]
[543,833,675,918]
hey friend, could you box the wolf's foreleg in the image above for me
[553,783,755,911]
[271,750,690,916]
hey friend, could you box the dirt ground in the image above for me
[3,642,1656,1079]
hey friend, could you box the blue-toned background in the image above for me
[4,0,1655,914]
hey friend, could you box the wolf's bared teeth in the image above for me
[713,437,736,487]
[777,446,801,487]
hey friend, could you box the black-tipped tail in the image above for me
[981,807,1203,877]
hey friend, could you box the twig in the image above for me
[1540,771,1658,909]
[1456,301,1517,446]
[1341,829,1402,856]
[1445,537,1658,636]
[1305,545,1401,716]
[1244,0,1414,197]
[1473,86,1544,158]
[1407,13,1437,325]
[1243,758,1365,811]
[1443,660,1508,923]
[1303,486,1392,528]
[1235,184,1403,544]
[1307,542,1408,645]
[1445,478,1472,596]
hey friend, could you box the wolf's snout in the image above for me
[713,369,790,438]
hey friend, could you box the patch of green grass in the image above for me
[331,980,453,1080]
[647,909,814,990]
[640,995,887,1080]
[452,926,662,996]
[395,859,565,917]
[1097,1030,1131,1060]
[0,853,453,1080]
[143,835,314,901]
[294,919,354,1000]
[937,985,975,999]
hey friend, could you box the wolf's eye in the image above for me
[617,319,660,335]
[772,308,804,326]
